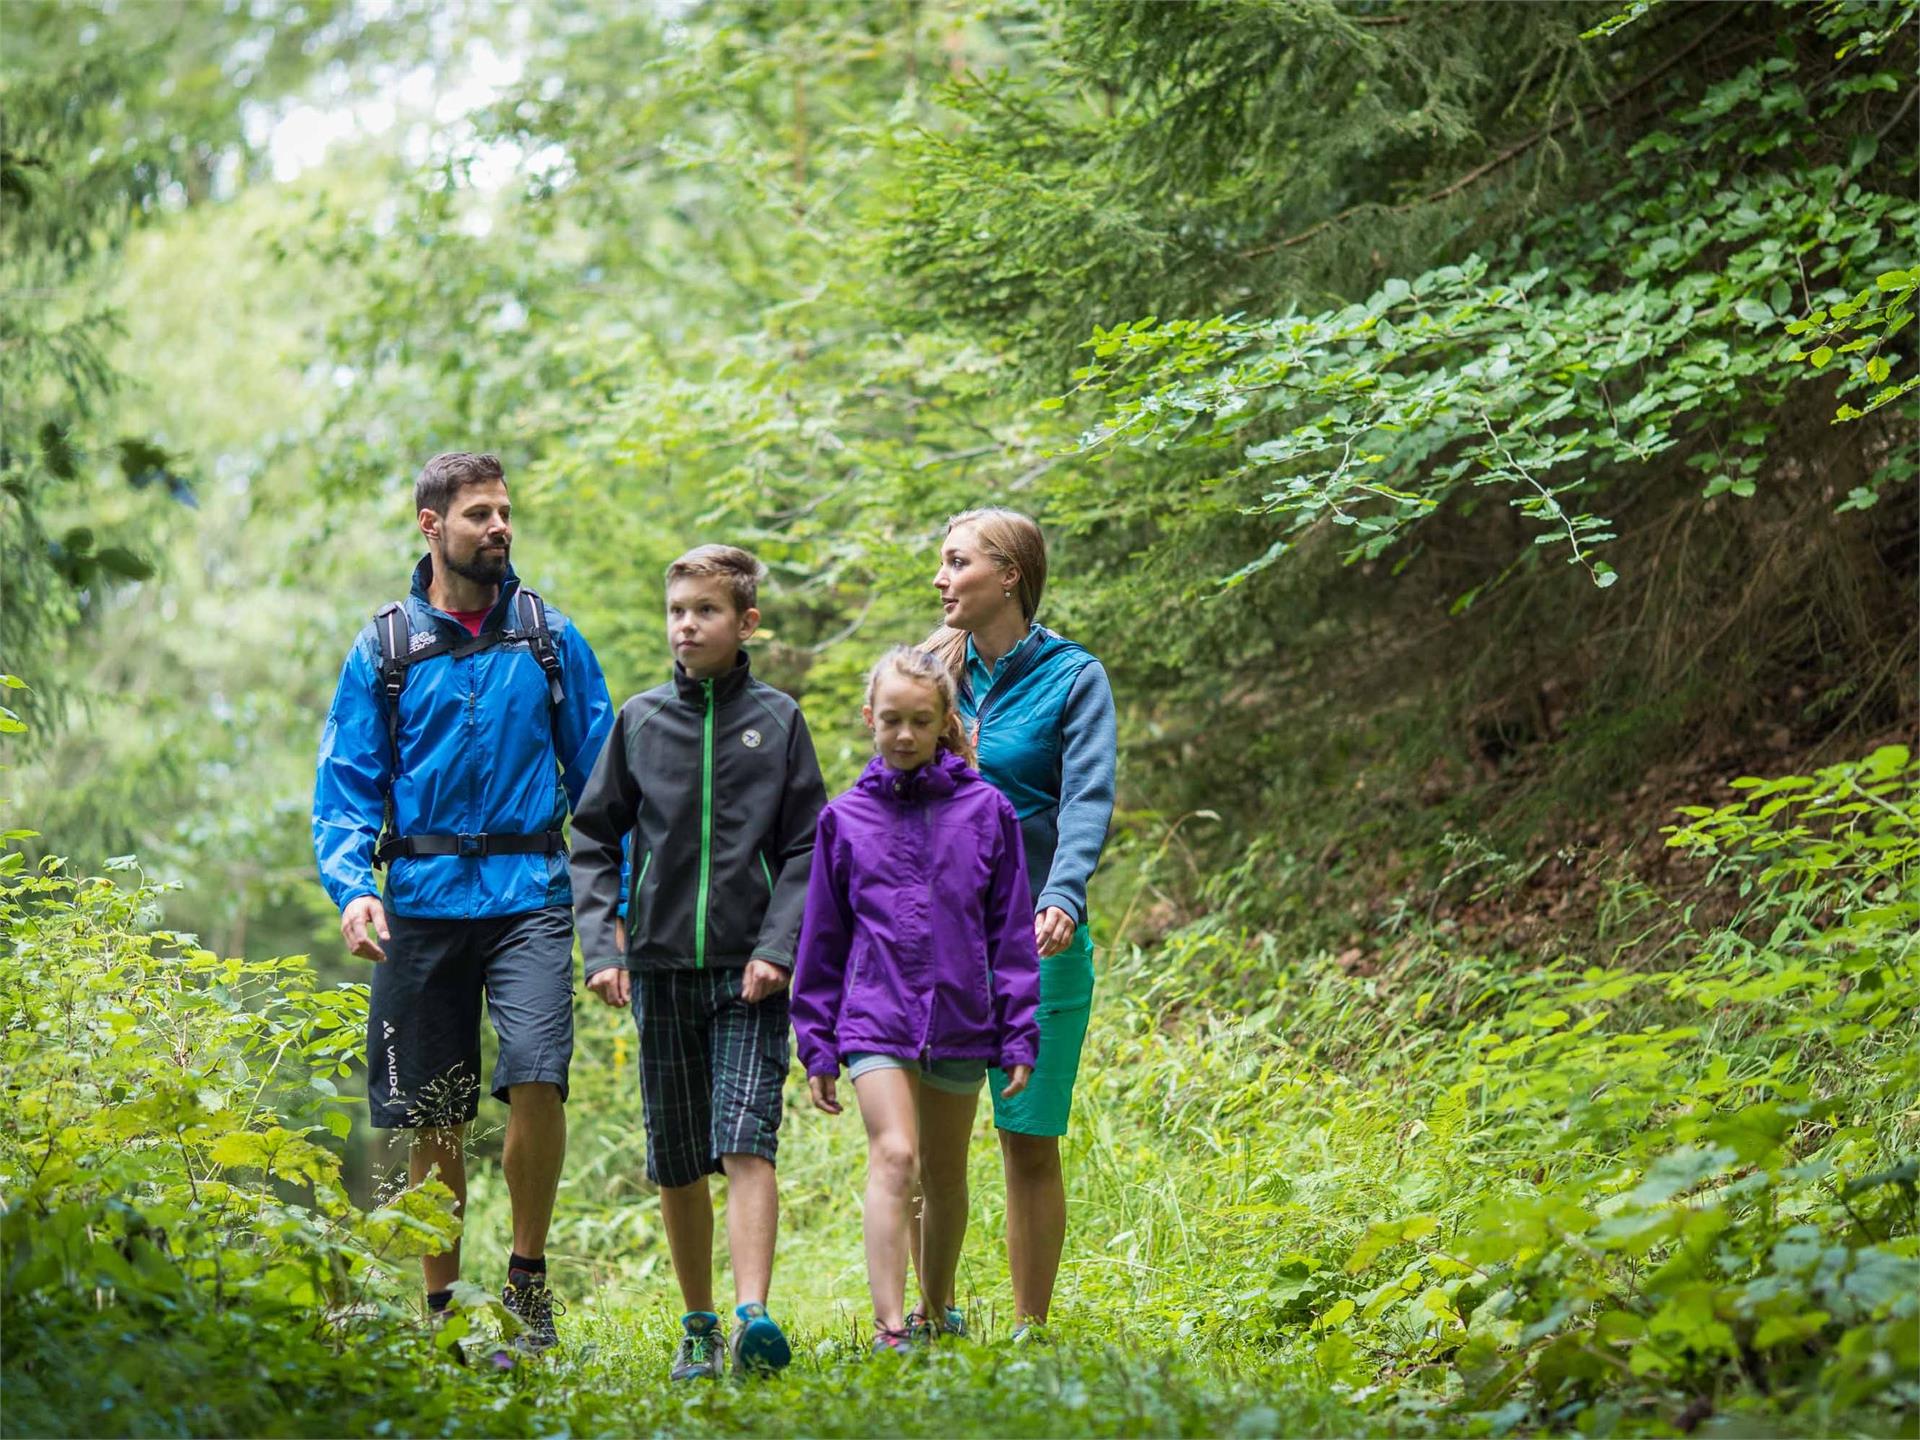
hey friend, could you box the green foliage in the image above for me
[1064,750,1918,1432]
[0,857,479,1436]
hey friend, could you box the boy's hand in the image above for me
[1001,1064,1032,1098]
[808,1074,842,1115]
[741,958,789,1003]
[586,967,631,1007]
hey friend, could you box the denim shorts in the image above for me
[845,1051,987,1095]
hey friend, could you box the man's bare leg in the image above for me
[503,1082,566,1260]
[411,1125,468,1293]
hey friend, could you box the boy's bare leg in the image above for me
[719,1152,777,1306]
[659,1177,716,1313]
[853,1068,920,1332]
[915,1084,979,1319]
[503,1082,565,1260]
[411,1125,468,1293]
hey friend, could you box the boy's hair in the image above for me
[865,645,977,768]
[666,544,767,615]
[415,452,505,515]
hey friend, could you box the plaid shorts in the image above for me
[630,968,789,1188]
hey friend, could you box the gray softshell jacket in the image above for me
[571,652,827,978]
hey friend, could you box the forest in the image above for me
[2,0,1916,1435]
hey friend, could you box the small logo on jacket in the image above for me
[741,729,763,749]
[408,631,436,654]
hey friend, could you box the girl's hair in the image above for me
[866,645,976,768]
[921,507,1049,683]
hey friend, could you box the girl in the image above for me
[927,507,1117,1341]
[790,646,1040,1354]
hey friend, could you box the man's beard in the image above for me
[445,543,509,585]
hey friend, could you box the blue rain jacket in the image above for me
[313,556,615,920]
[959,623,1117,925]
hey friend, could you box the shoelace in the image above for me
[873,1322,915,1351]
[505,1283,566,1324]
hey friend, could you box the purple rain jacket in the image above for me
[791,749,1041,1077]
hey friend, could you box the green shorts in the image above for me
[989,922,1094,1137]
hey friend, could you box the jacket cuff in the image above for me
[999,1043,1037,1071]
[1034,889,1085,926]
[582,955,625,980]
[749,952,793,972]
[806,1059,840,1078]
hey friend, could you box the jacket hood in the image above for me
[854,747,975,802]
[671,650,752,705]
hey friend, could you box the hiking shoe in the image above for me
[872,1321,916,1357]
[908,1305,967,1343]
[1010,1320,1050,1346]
[730,1302,792,1375]
[501,1273,563,1353]
[671,1311,727,1381]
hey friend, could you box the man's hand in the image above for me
[341,896,390,962]
[586,967,631,1008]
[808,1074,842,1114]
[1034,907,1075,958]
[741,958,789,1003]
[1001,1064,1032,1098]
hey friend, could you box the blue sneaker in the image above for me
[729,1302,792,1375]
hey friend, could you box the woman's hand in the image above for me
[1034,906,1075,957]
[808,1074,842,1115]
[1001,1064,1032,1098]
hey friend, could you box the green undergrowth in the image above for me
[3,748,1917,1437]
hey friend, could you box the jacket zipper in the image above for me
[919,793,936,1061]
[968,631,1049,740]
[695,677,715,967]
[758,851,774,897]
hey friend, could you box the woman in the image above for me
[925,506,1117,1339]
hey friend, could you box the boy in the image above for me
[571,544,827,1380]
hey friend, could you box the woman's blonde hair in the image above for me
[922,507,1049,683]
[866,645,976,768]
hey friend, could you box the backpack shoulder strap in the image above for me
[514,588,565,707]
[373,602,412,756]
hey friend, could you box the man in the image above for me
[312,451,613,1351]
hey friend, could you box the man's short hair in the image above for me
[415,452,506,515]
[666,544,767,614]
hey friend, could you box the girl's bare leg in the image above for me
[853,1068,919,1331]
[914,1083,979,1319]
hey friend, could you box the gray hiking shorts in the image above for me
[366,904,574,1129]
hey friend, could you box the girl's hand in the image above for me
[809,1074,842,1115]
[1001,1064,1032,1098]
[1034,907,1075,957]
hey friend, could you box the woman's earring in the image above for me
[1003,589,1012,599]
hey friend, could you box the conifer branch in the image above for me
[1242,4,1746,259]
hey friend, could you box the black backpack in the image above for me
[369,588,568,866]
